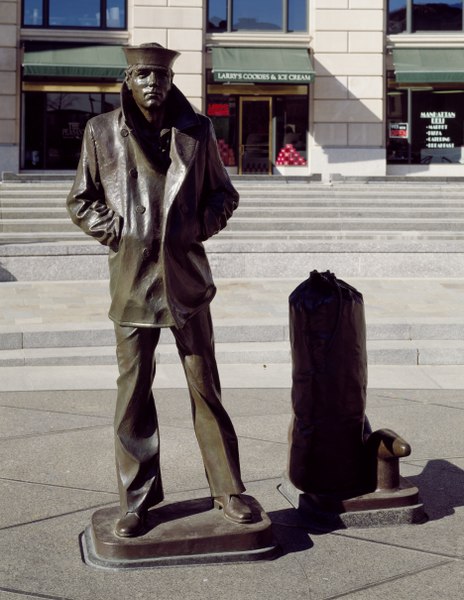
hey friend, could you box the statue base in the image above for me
[80,495,279,570]
[278,477,426,529]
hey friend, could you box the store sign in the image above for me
[421,111,456,149]
[389,122,408,139]
[214,71,312,83]
[207,103,230,117]
[62,122,84,140]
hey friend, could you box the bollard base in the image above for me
[80,495,280,570]
[278,477,427,530]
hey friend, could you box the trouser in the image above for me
[113,307,245,515]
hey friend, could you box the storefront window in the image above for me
[387,87,464,164]
[413,89,464,163]
[275,96,308,166]
[207,0,307,32]
[388,1,463,33]
[387,90,409,162]
[23,92,119,169]
[23,0,126,29]
[207,96,237,167]
[206,90,308,173]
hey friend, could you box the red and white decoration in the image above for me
[276,143,307,166]
[217,138,236,166]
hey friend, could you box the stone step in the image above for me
[2,180,464,196]
[1,245,463,279]
[1,339,463,367]
[3,205,464,220]
[1,320,462,350]
[3,199,464,214]
[2,184,463,198]
[2,232,464,249]
[3,177,462,186]
[0,232,86,243]
[238,207,464,218]
[0,219,81,233]
[1,216,463,234]
[227,217,464,232]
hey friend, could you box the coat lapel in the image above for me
[164,128,198,213]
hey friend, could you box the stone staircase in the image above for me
[0,176,463,368]
[2,321,464,369]
[1,177,464,280]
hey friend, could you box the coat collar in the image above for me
[120,81,200,134]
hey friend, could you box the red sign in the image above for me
[389,122,408,139]
[207,103,230,117]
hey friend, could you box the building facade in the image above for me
[1,1,464,178]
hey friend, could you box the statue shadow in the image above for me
[0,264,17,282]
[144,496,215,530]
[267,508,314,554]
[143,494,271,531]
[406,459,464,522]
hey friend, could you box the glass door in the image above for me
[239,96,272,174]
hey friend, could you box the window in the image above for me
[275,96,308,163]
[207,0,307,33]
[207,95,238,167]
[388,1,463,34]
[206,90,308,172]
[23,0,126,29]
[387,86,464,164]
[23,92,120,169]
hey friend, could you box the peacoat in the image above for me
[67,83,239,328]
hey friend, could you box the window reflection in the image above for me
[107,1,125,28]
[413,0,463,31]
[23,0,43,26]
[24,92,119,169]
[23,0,126,29]
[388,0,407,33]
[207,0,307,33]
[388,0,464,33]
[50,0,100,27]
[232,0,282,30]
[288,0,307,32]
[208,0,227,31]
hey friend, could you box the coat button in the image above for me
[129,168,138,178]
[121,128,129,137]
[142,248,150,258]
[136,205,146,214]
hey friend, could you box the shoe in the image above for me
[213,494,253,524]
[114,511,145,537]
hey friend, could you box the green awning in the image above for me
[212,47,314,84]
[23,43,126,79]
[393,48,464,83]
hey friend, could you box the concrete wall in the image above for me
[0,0,20,174]
[130,0,204,110]
[310,0,385,178]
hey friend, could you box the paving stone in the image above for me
[0,405,110,439]
[366,403,464,460]
[0,389,115,417]
[0,479,116,529]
